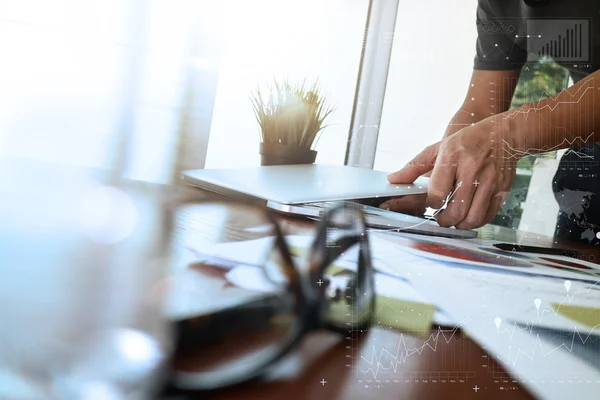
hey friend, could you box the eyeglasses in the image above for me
[160,197,375,395]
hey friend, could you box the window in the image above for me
[371,2,571,236]
[1,0,371,180]
[204,0,369,169]
[374,0,479,172]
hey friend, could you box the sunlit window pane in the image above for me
[205,0,369,169]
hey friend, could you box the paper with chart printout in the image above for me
[373,230,600,282]
[372,231,600,400]
[372,231,600,331]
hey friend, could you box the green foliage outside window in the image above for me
[510,57,569,109]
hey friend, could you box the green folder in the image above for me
[552,303,600,329]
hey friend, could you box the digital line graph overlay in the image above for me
[527,19,590,62]
[501,79,595,121]
[563,146,595,160]
[501,131,595,159]
[477,18,527,63]
[489,279,600,374]
[493,74,597,167]
[357,318,475,382]
[479,40,523,62]
[489,76,518,164]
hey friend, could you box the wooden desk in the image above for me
[173,195,577,400]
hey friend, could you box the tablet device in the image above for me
[267,201,478,239]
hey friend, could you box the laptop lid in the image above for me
[182,164,428,204]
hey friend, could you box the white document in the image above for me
[373,231,600,282]
[373,234,600,400]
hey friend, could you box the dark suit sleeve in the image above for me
[474,0,528,70]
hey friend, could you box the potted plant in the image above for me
[251,79,335,166]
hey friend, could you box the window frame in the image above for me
[343,0,401,169]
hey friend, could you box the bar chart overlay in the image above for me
[527,19,590,62]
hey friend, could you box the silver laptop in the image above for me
[182,164,476,239]
[182,164,428,204]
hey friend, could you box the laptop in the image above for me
[182,164,477,239]
[182,164,428,204]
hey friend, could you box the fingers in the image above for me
[387,135,513,230]
[434,169,475,227]
[425,153,457,212]
[480,191,508,226]
[454,169,497,230]
[387,142,440,184]
[379,194,427,216]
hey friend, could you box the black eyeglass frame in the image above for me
[160,194,375,395]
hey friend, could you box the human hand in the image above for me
[386,122,517,229]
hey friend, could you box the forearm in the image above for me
[444,105,494,138]
[498,71,600,156]
[445,69,520,139]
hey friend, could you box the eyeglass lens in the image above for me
[165,202,300,391]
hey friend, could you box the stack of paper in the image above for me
[370,230,600,400]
